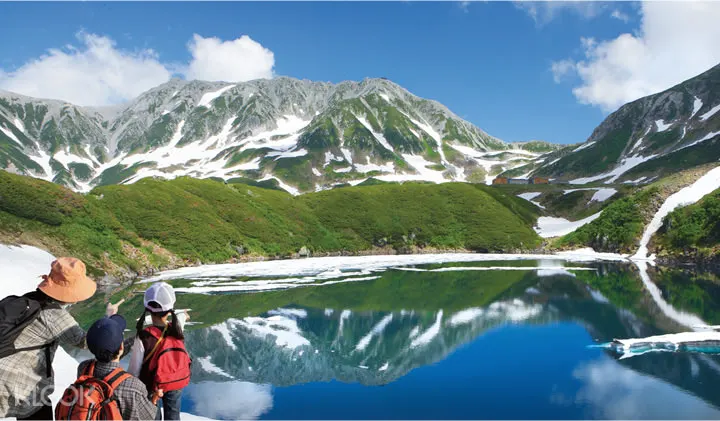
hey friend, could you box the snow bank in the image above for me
[143,252,628,289]
[677,130,720,152]
[535,212,602,238]
[590,188,617,202]
[655,119,672,132]
[516,192,545,209]
[633,165,720,260]
[691,97,703,119]
[258,175,300,196]
[355,115,394,152]
[396,265,595,273]
[569,154,657,185]
[0,125,23,147]
[612,331,720,359]
[1,245,55,296]
[699,103,720,121]
[573,141,596,152]
[197,85,236,108]
[562,188,616,202]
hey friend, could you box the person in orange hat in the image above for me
[0,257,123,420]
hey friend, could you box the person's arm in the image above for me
[127,336,145,377]
[130,388,161,421]
[47,309,87,349]
[120,336,135,360]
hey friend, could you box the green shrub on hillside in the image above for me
[559,187,657,252]
[659,188,720,252]
[301,183,540,252]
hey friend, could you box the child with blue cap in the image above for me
[56,315,162,420]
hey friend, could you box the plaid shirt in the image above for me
[76,360,158,421]
[0,307,86,418]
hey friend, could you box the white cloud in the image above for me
[0,32,276,106]
[572,358,720,419]
[610,9,630,23]
[551,59,575,83]
[0,32,171,106]
[185,380,273,420]
[185,34,275,82]
[553,1,720,112]
[515,1,607,26]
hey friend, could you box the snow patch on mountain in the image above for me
[517,192,545,209]
[535,212,603,238]
[632,165,720,261]
[569,154,657,185]
[699,103,720,121]
[677,130,720,152]
[198,85,236,108]
[655,119,673,132]
[267,148,308,160]
[691,97,703,119]
[355,115,394,152]
[258,176,300,196]
[380,154,447,184]
[573,141,596,153]
[13,118,25,133]
[30,148,54,182]
[0,125,23,147]
[354,159,394,174]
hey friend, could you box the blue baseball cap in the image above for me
[86,315,126,360]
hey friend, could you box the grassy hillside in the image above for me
[655,188,720,260]
[300,183,540,252]
[0,170,541,279]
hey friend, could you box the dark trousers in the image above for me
[18,404,53,420]
[155,389,183,420]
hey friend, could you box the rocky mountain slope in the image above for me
[0,78,557,194]
[529,63,720,184]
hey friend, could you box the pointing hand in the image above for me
[106,299,125,317]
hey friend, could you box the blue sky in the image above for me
[1,2,718,145]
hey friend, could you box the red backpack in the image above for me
[55,361,130,420]
[139,325,192,392]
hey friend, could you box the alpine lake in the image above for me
[68,256,720,420]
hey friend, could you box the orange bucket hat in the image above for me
[38,257,97,303]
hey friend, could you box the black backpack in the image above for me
[0,291,60,376]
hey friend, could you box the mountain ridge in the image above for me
[0,76,556,193]
[528,63,720,184]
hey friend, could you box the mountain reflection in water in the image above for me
[76,259,720,419]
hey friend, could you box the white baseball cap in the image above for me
[144,282,176,313]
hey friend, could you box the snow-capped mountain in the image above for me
[0,77,554,194]
[529,63,720,185]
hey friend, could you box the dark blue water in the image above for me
[91,261,720,419]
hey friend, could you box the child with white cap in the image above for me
[128,282,191,420]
